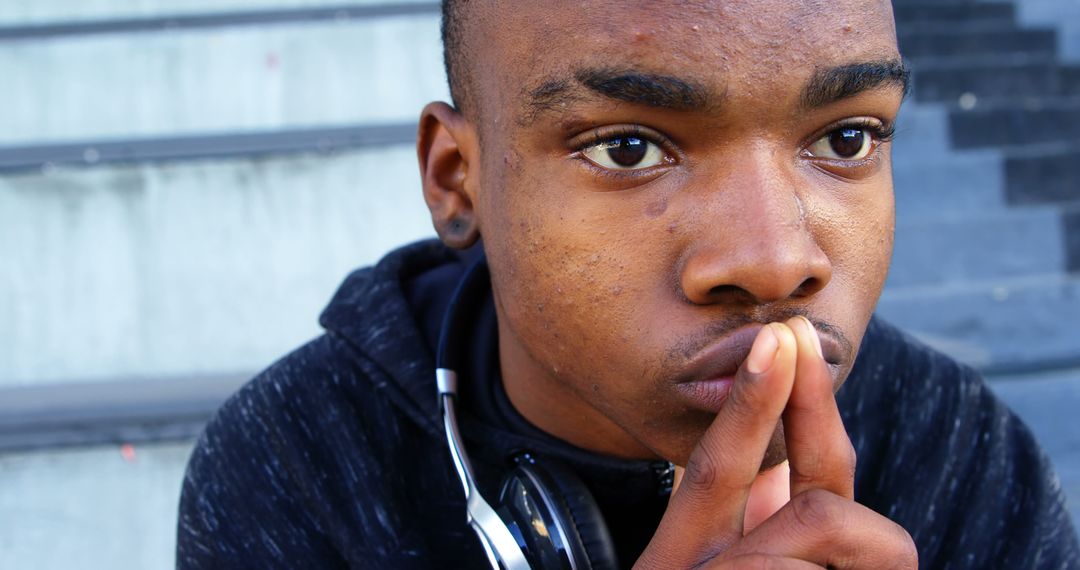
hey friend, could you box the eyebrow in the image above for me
[522,59,910,124]
[800,60,910,109]
[523,68,717,123]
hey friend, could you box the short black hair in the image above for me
[441,0,469,113]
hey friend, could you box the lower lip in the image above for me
[674,377,735,412]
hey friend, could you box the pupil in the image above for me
[829,128,865,158]
[607,137,648,167]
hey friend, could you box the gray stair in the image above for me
[893,152,1005,220]
[1005,148,1080,209]
[884,0,1080,377]
[0,13,445,144]
[912,62,1080,105]
[950,102,1080,149]
[893,3,1017,26]
[898,27,1057,60]
[878,274,1080,372]
[889,208,1065,288]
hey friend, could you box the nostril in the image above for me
[793,276,825,297]
[705,284,756,304]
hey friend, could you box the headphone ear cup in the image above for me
[533,460,618,570]
[501,459,618,570]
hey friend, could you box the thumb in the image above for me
[672,461,790,536]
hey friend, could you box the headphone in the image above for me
[435,256,620,570]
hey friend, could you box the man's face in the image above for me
[465,0,903,465]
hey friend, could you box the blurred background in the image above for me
[1,0,1078,567]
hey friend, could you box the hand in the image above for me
[636,317,917,569]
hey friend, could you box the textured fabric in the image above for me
[177,240,1080,569]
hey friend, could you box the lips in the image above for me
[672,325,763,412]
[672,322,845,413]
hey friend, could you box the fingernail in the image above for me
[801,316,823,358]
[747,324,779,374]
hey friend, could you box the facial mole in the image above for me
[842,23,853,32]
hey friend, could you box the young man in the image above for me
[178,1,1080,568]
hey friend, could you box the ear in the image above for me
[417,101,481,249]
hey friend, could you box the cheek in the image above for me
[481,169,666,386]
[813,181,894,351]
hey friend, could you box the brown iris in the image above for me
[606,137,648,167]
[828,128,866,158]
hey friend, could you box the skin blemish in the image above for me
[645,199,668,218]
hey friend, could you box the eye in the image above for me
[581,136,668,170]
[806,126,874,160]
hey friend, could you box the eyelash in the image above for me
[575,126,665,153]
[571,118,897,179]
[839,118,896,143]
[572,126,675,178]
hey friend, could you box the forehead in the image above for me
[471,0,898,113]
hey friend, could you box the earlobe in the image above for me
[417,101,480,249]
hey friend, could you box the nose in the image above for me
[678,159,833,306]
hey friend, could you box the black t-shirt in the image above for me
[177,240,1080,569]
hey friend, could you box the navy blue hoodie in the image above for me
[177,240,1080,569]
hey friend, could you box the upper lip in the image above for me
[674,322,845,385]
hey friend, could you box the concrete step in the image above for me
[0,0,437,26]
[0,12,445,145]
[877,273,1080,372]
[891,104,954,159]
[911,62,1080,106]
[950,103,1080,149]
[0,144,434,386]
[1005,148,1080,208]
[893,151,1006,220]
[1012,0,1080,60]
[893,3,1016,26]
[888,207,1065,288]
[898,27,1057,60]
[1067,210,1080,272]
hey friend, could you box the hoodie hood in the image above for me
[318,239,466,439]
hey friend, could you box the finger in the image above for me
[743,460,790,534]
[644,323,798,565]
[706,553,824,570]
[783,316,856,500]
[729,489,919,570]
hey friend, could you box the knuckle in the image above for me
[789,489,845,534]
[683,446,746,498]
[682,449,720,493]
